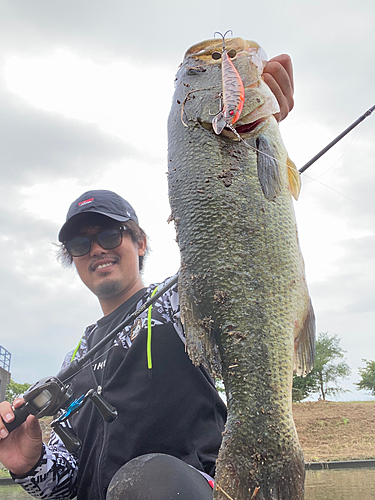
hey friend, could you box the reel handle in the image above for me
[4,404,31,433]
[53,423,82,453]
[91,392,118,422]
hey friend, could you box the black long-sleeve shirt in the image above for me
[14,278,226,499]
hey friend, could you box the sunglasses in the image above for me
[65,226,127,257]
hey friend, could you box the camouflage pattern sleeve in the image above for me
[13,433,78,499]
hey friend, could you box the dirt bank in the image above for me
[293,400,375,462]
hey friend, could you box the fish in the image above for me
[167,36,315,500]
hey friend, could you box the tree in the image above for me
[5,379,31,403]
[314,332,351,400]
[292,332,351,401]
[292,371,317,402]
[355,359,375,396]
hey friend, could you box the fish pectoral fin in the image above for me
[287,157,301,201]
[181,295,222,378]
[256,135,282,200]
[294,300,316,376]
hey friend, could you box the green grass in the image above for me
[0,468,11,478]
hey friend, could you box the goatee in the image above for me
[96,280,123,299]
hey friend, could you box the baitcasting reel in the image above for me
[51,388,118,452]
[5,377,118,453]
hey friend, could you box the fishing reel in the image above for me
[5,377,118,453]
[5,376,73,433]
[51,388,118,453]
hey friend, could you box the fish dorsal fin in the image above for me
[256,134,282,200]
[287,157,301,201]
[294,300,316,376]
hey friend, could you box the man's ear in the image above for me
[138,236,147,256]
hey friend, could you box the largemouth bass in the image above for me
[168,36,315,500]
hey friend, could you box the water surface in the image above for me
[2,468,375,499]
[305,467,375,499]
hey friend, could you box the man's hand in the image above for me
[0,398,43,476]
[263,54,294,122]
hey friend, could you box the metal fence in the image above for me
[0,346,11,372]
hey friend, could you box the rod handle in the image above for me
[4,404,31,432]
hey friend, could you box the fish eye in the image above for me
[227,49,237,59]
[212,51,222,60]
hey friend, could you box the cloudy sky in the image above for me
[0,0,374,402]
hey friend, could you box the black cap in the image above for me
[58,190,139,242]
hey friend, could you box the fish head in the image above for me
[172,37,280,139]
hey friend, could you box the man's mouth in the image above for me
[96,262,114,270]
[90,258,118,272]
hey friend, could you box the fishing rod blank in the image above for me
[299,104,375,174]
[4,273,179,433]
[57,273,179,383]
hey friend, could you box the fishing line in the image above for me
[179,92,375,234]
[180,110,370,211]
[182,106,372,212]
[302,129,359,185]
[299,171,375,215]
[62,342,121,386]
[298,104,375,173]
[227,122,375,212]
[58,273,179,386]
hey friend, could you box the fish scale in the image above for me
[168,37,315,500]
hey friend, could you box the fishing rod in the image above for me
[299,104,375,174]
[4,273,179,451]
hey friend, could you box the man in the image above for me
[0,55,294,499]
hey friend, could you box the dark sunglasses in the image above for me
[65,226,127,257]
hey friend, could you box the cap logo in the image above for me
[78,198,94,207]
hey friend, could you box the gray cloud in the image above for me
[0,87,141,185]
[0,0,374,401]
[0,208,102,381]
[2,0,372,76]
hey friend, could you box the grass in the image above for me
[0,469,11,478]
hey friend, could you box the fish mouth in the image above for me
[220,117,269,140]
[235,118,267,135]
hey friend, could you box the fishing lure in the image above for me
[212,30,245,135]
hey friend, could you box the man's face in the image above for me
[71,223,146,305]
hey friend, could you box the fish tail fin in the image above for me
[287,156,301,200]
[294,300,316,376]
[256,135,282,200]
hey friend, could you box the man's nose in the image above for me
[90,240,108,256]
